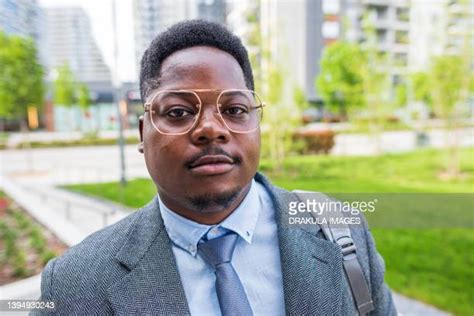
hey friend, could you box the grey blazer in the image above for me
[37,173,396,315]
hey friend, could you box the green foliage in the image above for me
[293,86,309,111]
[429,55,466,119]
[428,54,471,176]
[0,31,45,119]
[411,72,432,105]
[260,63,302,167]
[77,83,91,109]
[40,250,56,265]
[29,226,46,252]
[3,226,17,258]
[0,220,7,238]
[316,42,366,117]
[394,83,408,107]
[53,62,92,138]
[12,250,28,277]
[0,191,63,284]
[54,63,76,107]
[265,65,283,105]
[243,0,262,91]
[360,17,391,154]
[359,29,390,113]
[12,209,31,230]
[243,0,303,166]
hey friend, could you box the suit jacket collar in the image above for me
[109,173,343,315]
[108,197,191,314]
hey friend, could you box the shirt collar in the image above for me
[158,179,260,256]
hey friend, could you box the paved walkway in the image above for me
[0,171,453,315]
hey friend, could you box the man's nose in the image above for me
[190,105,230,144]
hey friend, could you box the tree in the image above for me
[429,55,470,177]
[293,86,309,111]
[54,64,93,131]
[430,56,465,120]
[359,16,390,155]
[244,0,262,92]
[394,83,408,108]
[316,42,366,120]
[54,63,75,107]
[411,72,431,105]
[0,31,44,127]
[243,0,303,167]
[54,64,92,109]
[427,0,473,177]
[77,83,91,109]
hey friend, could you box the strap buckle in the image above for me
[337,236,357,258]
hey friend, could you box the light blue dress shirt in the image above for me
[158,179,286,316]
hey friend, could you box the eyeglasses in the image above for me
[144,89,265,135]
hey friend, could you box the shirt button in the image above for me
[188,245,196,253]
[211,227,219,235]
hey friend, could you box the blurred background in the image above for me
[0,0,473,315]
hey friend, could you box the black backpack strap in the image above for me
[293,190,374,315]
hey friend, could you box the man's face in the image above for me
[140,46,260,215]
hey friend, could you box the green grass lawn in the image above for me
[65,147,474,315]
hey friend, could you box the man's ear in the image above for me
[138,115,144,154]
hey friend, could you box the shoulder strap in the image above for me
[293,190,374,315]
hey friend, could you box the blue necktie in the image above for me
[198,232,253,316]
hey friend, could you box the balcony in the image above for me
[392,43,409,53]
[373,19,390,29]
[394,20,410,31]
[395,31,409,44]
[396,8,410,22]
[393,53,408,67]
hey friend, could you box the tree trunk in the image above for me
[445,118,461,177]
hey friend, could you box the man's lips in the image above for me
[188,155,235,175]
[189,154,234,168]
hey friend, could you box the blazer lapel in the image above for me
[256,173,344,315]
[106,197,190,315]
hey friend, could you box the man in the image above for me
[38,20,396,315]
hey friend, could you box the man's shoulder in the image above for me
[254,172,290,197]
[59,207,142,263]
[43,203,151,297]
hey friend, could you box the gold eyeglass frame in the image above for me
[143,88,266,135]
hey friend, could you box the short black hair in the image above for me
[139,19,254,101]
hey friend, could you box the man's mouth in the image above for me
[188,155,235,176]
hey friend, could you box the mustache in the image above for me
[186,147,242,167]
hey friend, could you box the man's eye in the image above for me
[223,105,248,116]
[166,108,194,118]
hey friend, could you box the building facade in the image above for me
[0,0,41,39]
[258,0,324,102]
[0,0,46,64]
[43,7,112,87]
[342,0,411,85]
[132,0,228,71]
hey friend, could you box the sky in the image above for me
[38,0,137,83]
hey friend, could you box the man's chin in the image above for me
[187,187,243,213]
